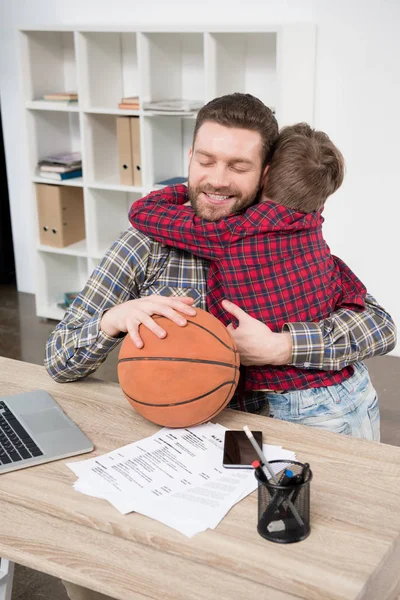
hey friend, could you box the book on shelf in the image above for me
[143,99,203,113]
[121,96,139,103]
[39,151,82,166]
[39,163,81,174]
[118,103,140,110]
[56,291,79,310]
[57,292,79,311]
[43,92,78,101]
[39,169,83,181]
[42,99,78,104]
[119,96,140,110]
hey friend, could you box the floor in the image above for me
[0,283,399,599]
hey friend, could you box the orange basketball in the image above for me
[117,307,240,428]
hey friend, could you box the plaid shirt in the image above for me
[129,186,368,391]
[45,227,396,411]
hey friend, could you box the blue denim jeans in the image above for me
[266,362,380,441]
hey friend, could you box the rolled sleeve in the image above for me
[283,293,397,371]
[283,321,325,369]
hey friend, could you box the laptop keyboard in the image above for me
[0,401,43,465]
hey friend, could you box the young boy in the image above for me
[129,123,378,437]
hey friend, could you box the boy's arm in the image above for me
[129,186,261,261]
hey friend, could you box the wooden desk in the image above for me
[1,356,400,600]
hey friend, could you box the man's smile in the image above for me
[202,192,235,204]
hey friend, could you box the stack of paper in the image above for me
[67,422,295,537]
[142,99,203,112]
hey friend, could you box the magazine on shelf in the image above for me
[39,163,81,174]
[142,99,203,112]
[38,151,82,167]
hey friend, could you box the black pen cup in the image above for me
[255,460,312,543]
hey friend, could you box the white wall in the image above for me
[1,0,399,353]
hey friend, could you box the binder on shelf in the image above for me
[116,117,134,185]
[130,116,142,186]
[36,184,85,248]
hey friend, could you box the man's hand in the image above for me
[222,299,293,366]
[101,295,197,348]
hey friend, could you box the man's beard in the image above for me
[188,182,261,221]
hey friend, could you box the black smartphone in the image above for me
[222,430,263,469]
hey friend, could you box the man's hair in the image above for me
[263,123,345,213]
[193,93,278,167]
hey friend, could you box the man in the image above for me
[46,92,395,414]
[45,93,396,599]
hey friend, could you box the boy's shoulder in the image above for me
[243,200,324,231]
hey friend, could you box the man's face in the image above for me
[187,122,266,221]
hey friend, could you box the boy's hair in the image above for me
[263,123,345,213]
[193,93,278,167]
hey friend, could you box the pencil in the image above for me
[243,426,304,527]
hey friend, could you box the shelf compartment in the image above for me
[78,32,139,110]
[36,253,89,320]
[83,112,137,185]
[206,33,277,107]
[142,115,194,187]
[22,31,77,103]
[86,188,142,257]
[28,110,81,175]
[139,33,205,104]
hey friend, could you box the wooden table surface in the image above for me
[1,356,400,600]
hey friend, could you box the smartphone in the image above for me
[222,430,263,469]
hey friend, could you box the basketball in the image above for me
[117,307,240,428]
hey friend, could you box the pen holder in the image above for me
[255,459,312,544]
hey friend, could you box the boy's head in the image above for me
[263,123,345,213]
[188,93,278,221]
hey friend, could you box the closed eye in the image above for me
[231,166,249,173]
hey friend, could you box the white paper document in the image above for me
[67,422,295,537]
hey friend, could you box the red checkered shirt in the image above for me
[129,185,367,391]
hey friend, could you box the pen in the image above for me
[252,460,267,482]
[243,426,279,483]
[279,469,294,486]
[301,463,310,483]
[243,426,304,527]
[291,464,310,504]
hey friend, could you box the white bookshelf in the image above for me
[19,25,316,321]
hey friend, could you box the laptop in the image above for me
[0,389,94,474]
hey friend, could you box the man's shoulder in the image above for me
[112,226,181,263]
[111,226,208,266]
[120,225,153,244]
[97,227,155,266]
[114,226,164,252]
